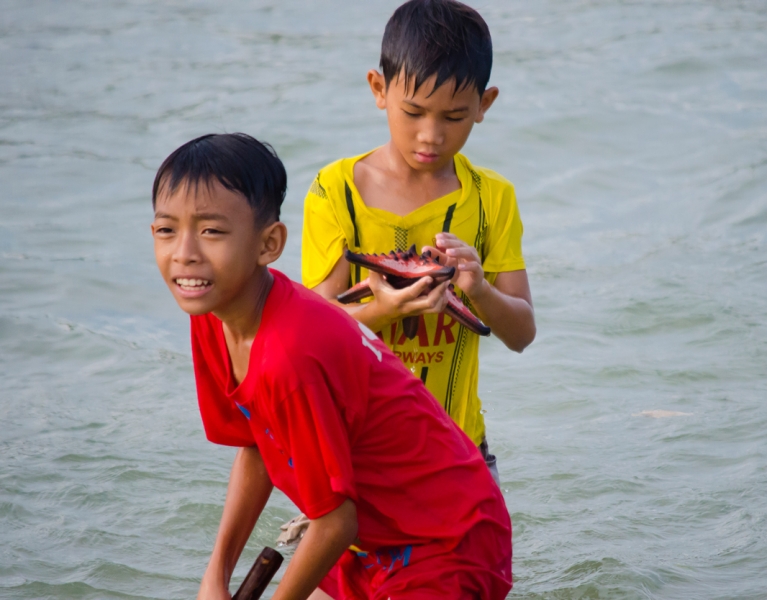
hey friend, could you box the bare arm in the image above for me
[198,446,274,600]
[271,499,358,600]
[310,253,352,304]
[468,269,536,352]
[312,253,448,332]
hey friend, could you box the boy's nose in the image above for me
[417,119,445,146]
[174,230,202,264]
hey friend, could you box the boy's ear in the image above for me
[367,69,387,110]
[475,86,499,124]
[257,221,288,266]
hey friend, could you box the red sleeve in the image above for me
[275,382,357,519]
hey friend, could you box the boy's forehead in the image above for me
[155,177,214,208]
[393,72,479,105]
[155,177,249,216]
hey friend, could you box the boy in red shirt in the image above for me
[151,133,511,600]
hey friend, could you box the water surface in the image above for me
[1,1,766,598]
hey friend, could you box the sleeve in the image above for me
[482,180,527,273]
[275,381,358,519]
[301,172,347,289]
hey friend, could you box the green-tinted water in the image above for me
[1,1,766,598]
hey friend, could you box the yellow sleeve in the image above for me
[301,172,348,289]
[482,178,527,273]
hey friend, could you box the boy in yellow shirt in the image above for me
[302,0,536,483]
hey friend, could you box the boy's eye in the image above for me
[402,110,421,118]
[155,226,174,234]
[445,115,466,122]
[202,227,224,235]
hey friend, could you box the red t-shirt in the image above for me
[191,270,509,550]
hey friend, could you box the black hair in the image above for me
[152,133,287,223]
[380,0,492,97]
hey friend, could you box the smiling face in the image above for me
[369,70,499,174]
[151,178,285,319]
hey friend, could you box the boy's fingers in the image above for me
[425,280,448,298]
[446,246,481,261]
[435,232,459,244]
[400,276,434,300]
[435,238,466,249]
[457,262,483,276]
[435,233,469,250]
[407,281,449,312]
[430,282,450,311]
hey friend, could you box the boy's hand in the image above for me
[368,270,449,321]
[424,233,486,301]
[311,255,448,332]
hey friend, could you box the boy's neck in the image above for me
[214,268,274,344]
[354,142,460,216]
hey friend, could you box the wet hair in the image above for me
[152,133,287,223]
[380,0,492,97]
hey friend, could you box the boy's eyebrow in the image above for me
[402,99,469,112]
[153,212,230,221]
[402,99,424,109]
[194,212,230,221]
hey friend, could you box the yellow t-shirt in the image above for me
[301,151,526,445]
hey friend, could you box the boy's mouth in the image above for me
[414,151,439,164]
[174,278,213,296]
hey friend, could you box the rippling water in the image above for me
[1,1,766,598]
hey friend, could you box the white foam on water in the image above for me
[632,410,694,418]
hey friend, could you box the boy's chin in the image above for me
[170,293,216,316]
[177,304,213,316]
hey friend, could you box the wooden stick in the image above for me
[231,547,284,600]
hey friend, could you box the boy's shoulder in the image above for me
[309,150,373,199]
[453,155,519,227]
[310,158,345,197]
[264,272,354,344]
[260,272,373,370]
[455,154,515,196]
[255,273,383,410]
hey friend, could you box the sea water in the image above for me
[1,1,766,598]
